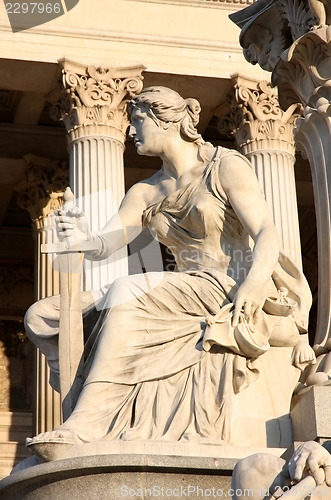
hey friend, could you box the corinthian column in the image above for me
[230,0,331,387]
[217,76,302,268]
[272,28,331,353]
[49,60,145,290]
[15,154,69,433]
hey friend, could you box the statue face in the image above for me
[129,104,168,157]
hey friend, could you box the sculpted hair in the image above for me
[130,86,204,146]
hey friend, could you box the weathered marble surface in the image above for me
[24,86,313,463]
[232,441,331,500]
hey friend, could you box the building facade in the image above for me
[0,0,317,477]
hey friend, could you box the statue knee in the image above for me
[24,302,41,340]
[108,275,148,307]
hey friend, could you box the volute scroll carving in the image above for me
[230,0,328,74]
[14,155,69,228]
[272,27,331,110]
[217,78,300,154]
[49,60,145,144]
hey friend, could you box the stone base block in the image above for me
[291,385,331,442]
[0,454,235,500]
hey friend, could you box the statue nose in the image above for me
[128,125,136,138]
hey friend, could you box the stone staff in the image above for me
[41,187,98,421]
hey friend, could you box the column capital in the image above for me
[272,28,331,111]
[48,59,145,145]
[230,0,330,74]
[217,76,300,155]
[14,154,69,229]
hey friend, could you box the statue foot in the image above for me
[26,428,84,462]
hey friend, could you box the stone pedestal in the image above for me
[291,386,331,443]
[0,454,234,500]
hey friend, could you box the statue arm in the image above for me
[220,156,280,326]
[89,182,151,260]
[56,182,151,261]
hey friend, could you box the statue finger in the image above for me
[68,207,83,217]
[232,300,243,327]
[56,216,75,227]
[243,301,252,319]
[306,457,325,485]
[57,221,75,230]
[57,228,75,238]
[324,465,331,486]
[288,447,309,482]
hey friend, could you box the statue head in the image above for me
[130,86,204,147]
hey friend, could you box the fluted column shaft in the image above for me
[218,76,302,267]
[269,26,331,355]
[245,149,302,268]
[34,215,62,432]
[15,154,68,433]
[69,136,127,289]
[50,59,145,290]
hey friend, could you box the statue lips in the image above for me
[7,0,80,33]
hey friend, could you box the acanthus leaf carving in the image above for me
[231,4,290,72]
[230,0,329,75]
[272,27,331,109]
[49,61,145,144]
[14,155,69,227]
[308,0,331,27]
[280,0,315,41]
[216,78,300,154]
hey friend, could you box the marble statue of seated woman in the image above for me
[24,86,315,461]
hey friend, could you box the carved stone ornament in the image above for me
[217,77,300,154]
[14,154,69,228]
[230,1,331,382]
[229,0,320,72]
[272,27,331,109]
[49,60,145,144]
[272,29,331,358]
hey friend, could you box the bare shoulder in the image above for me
[219,153,257,193]
[122,170,163,207]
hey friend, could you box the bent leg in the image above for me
[25,295,62,391]
[24,290,103,391]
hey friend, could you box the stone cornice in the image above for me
[48,60,145,145]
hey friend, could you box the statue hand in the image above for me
[232,277,267,327]
[55,207,91,246]
[288,441,331,486]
